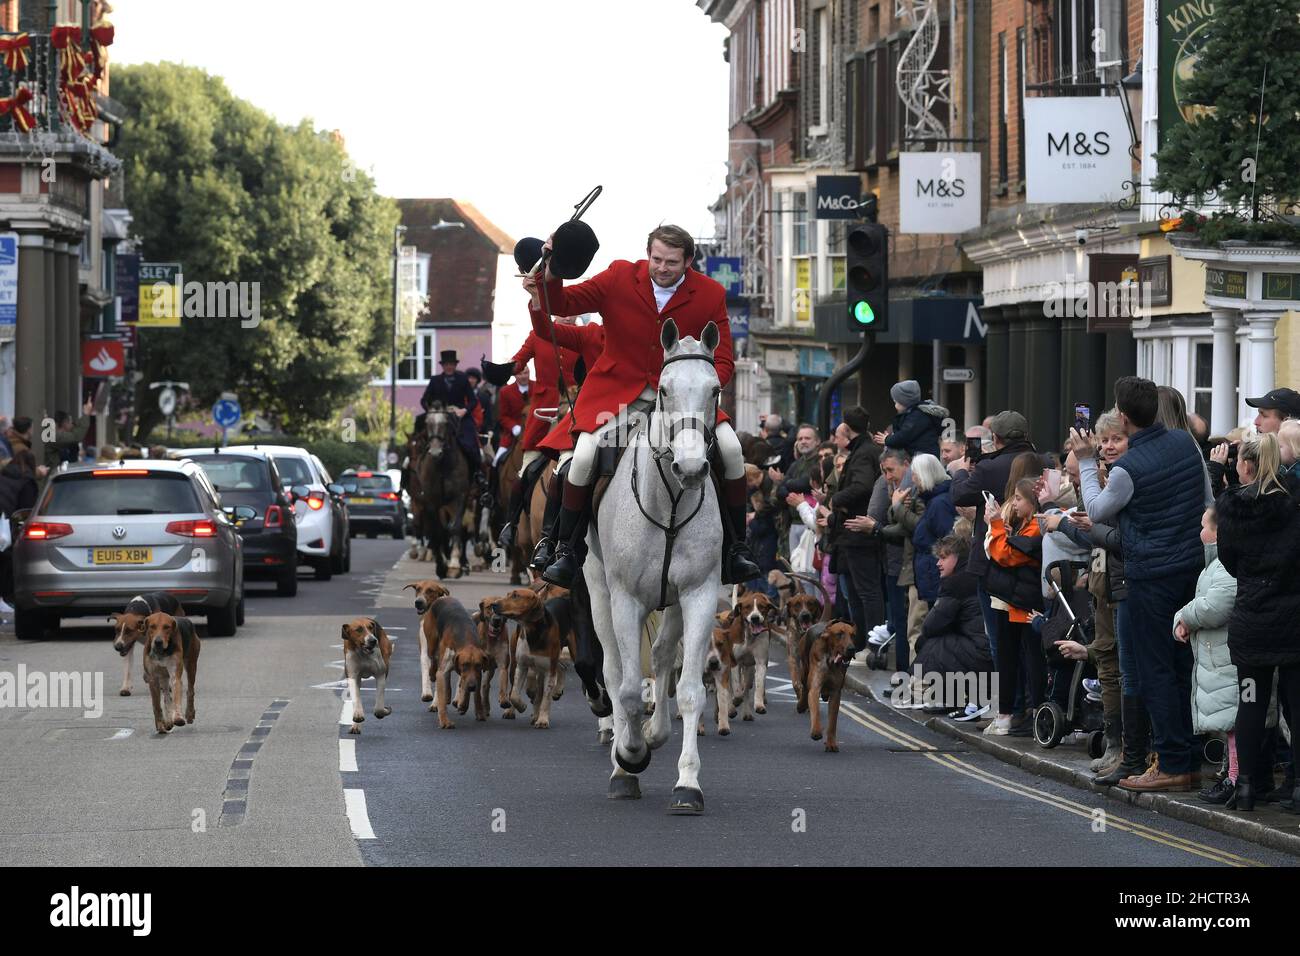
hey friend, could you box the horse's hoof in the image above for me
[588,698,614,719]
[597,729,613,746]
[669,787,704,814]
[615,745,652,775]
[421,693,433,703]
[607,775,642,800]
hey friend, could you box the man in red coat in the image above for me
[496,315,580,550]
[495,376,529,456]
[522,223,759,586]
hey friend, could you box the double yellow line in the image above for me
[837,699,1263,867]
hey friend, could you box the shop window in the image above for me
[1193,341,1212,423]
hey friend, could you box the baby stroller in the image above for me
[1033,559,1106,753]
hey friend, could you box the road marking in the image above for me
[219,698,290,828]
[109,728,133,740]
[344,788,376,839]
[339,738,358,772]
[339,694,354,727]
[836,700,1262,867]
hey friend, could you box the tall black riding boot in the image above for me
[720,476,761,585]
[542,479,592,588]
[531,464,565,571]
[499,456,544,552]
[1094,694,1152,786]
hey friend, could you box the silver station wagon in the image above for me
[11,459,249,640]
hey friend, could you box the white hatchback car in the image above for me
[219,445,350,580]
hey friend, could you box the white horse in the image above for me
[581,318,723,813]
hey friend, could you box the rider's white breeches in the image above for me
[517,449,542,478]
[567,387,745,486]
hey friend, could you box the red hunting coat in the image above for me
[536,260,734,434]
[512,326,578,451]
[531,315,606,455]
[496,379,529,449]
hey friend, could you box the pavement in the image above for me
[838,648,1300,859]
[1,541,1296,867]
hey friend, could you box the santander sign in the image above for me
[81,340,124,377]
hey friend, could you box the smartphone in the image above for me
[1074,402,1091,433]
[965,435,983,464]
[1042,468,1062,500]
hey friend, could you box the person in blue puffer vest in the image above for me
[909,453,957,608]
[1076,377,1213,795]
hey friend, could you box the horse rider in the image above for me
[420,349,483,481]
[516,308,606,572]
[521,222,760,588]
[496,313,581,552]
[465,366,493,435]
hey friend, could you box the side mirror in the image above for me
[290,484,310,500]
[342,483,358,495]
[233,505,257,521]
[327,483,345,496]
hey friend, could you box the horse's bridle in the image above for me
[631,351,722,609]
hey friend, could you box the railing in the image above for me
[0,31,59,133]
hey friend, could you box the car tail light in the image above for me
[381,492,400,501]
[24,521,74,540]
[166,519,217,537]
[264,505,284,528]
[307,493,325,510]
[92,469,149,477]
[357,471,373,478]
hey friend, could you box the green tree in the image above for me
[114,63,399,440]
[1153,0,1300,218]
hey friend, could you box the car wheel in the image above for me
[366,530,377,539]
[314,556,333,581]
[392,522,404,540]
[15,606,49,641]
[342,538,352,573]
[330,538,346,574]
[208,593,238,637]
[235,592,246,626]
[276,559,299,597]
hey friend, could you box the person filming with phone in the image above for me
[1074,377,1213,793]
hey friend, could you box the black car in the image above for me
[342,470,404,539]
[187,450,301,596]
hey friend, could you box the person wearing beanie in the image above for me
[874,380,948,460]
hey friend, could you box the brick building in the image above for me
[371,198,513,415]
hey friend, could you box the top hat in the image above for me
[548,220,599,280]
[439,350,459,365]
[480,354,515,388]
[514,236,545,274]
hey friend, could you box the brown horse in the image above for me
[403,406,472,579]
[495,438,529,584]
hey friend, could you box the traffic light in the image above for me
[846,222,888,333]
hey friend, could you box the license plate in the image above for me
[91,547,153,565]
[349,497,375,505]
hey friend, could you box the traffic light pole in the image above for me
[817,332,870,439]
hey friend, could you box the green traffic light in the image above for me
[853,300,876,325]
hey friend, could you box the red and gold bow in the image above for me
[89,20,114,79]
[49,24,88,83]
[59,78,98,132]
[0,86,36,133]
[0,33,31,73]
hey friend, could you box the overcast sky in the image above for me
[110,0,731,263]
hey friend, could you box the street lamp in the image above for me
[388,219,467,466]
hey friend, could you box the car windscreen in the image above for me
[273,455,315,487]
[356,476,394,492]
[189,456,272,493]
[40,473,201,516]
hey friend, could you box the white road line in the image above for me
[339,694,354,726]
[343,788,376,839]
[109,728,133,740]
[339,738,358,772]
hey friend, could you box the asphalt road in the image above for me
[0,537,1294,868]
